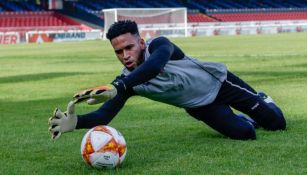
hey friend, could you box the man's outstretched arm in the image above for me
[120,36,185,88]
[76,88,135,129]
[72,37,185,105]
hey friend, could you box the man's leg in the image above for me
[186,104,256,140]
[233,92,286,131]
[216,71,286,131]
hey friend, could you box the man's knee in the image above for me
[261,106,286,131]
[264,114,286,131]
[227,124,256,140]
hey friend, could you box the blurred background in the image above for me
[1,0,307,44]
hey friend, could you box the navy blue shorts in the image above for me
[186,71,286,140]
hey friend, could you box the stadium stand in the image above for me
[0,11,88,32]
[0,1,24,11]
[211,12,307,22]
[0,0,96,34]
[17,1,44,11]
[62,0,307,23]
[188,12,217,23]
[0,0,307,43]
[191,0,307,10]
[0,0,306,26]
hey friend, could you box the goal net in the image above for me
[102,8,188,40]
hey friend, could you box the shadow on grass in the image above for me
[1,97,72,117]
[235,70,307,78]
[0,97,213,138]
[234,70,307,83]
[0,72,93,84]
[286,62,307,68]
[1,95,302,143]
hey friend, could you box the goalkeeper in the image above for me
[49,20,286,140]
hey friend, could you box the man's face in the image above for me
[111,33,146,71]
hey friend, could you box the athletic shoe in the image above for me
[237,113,259,129]
[258,92,275,104]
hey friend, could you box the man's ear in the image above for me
[139,38,146,50]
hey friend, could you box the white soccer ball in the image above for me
[80,125,127,169]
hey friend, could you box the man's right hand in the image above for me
[48,101,77,140]
[72,85,117,105]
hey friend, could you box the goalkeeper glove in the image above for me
[73,80,126,105]
[72,85,117,105]
[48,101,77,140]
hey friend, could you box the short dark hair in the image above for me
[106,20,140,41]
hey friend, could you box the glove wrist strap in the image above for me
[112,79,126,92]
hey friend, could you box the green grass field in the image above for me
[1,33,307,174]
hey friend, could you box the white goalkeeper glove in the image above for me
[48,101,77,140]
[72,85,118,105]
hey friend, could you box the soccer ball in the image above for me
[80,125,127,169]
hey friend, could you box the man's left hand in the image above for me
[48,101,77,140]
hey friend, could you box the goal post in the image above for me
[102,8,188,40]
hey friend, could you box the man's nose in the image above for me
[123,50,129,59]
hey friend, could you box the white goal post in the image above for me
[102,8,188,40]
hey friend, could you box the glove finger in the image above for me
[72,97,88,104]
[48,109,62,129]
[90,86,112,95]
[52,108,59,118]
[53,108,65,119]
[48,116,53,125]
[73,89,93,104]
[91,89,106,95]
[92,90,116,99]
[48,125,62,140]
[87,98,99,105]
[49,118,61,125]
[73,89,93,99]
[52,131,62,140]
[49,125,61,133]
[67,101,75,115]
[91,86,112,92]
[73,92,81,99]
[73,94,91,104]
[73,86,112,104]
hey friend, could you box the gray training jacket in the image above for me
[122,42,228,108]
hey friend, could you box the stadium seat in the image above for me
[0,11,88,32]
[211,12,307,22]
[188,13,217,22]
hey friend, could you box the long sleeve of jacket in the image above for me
[121,36,184,88]
[76,88,135,129]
